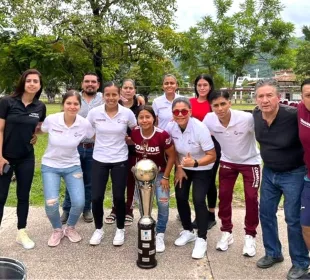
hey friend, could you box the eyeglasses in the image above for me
[172,109,189,116]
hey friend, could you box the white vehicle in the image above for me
[236,75,262,87]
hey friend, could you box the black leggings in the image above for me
[0,155,35,229]
[91,159,128,229]
[207,136,221,209]
[175,169,213,239]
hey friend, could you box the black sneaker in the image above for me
[208,220,217,230]
[83,211,93,223]
[256,255,284,269]
[60,211,69,224]
[192,219,197,229]
[287,266,309,279]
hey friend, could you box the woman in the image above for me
[203,90,261,257]
[105,79,142,226]
[0,69,46,249]
[190,74,221,230]
[40,90,94,247]
[87,82,137,246]
[152,74,180,130]
[165,97,216,259]
[129,105,176,252]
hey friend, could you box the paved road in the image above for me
[0,207,293,279]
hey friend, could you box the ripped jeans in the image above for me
[41,164,85,229]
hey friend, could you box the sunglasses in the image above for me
[172,109,190,116]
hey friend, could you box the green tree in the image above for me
[2,0,177,90]
[294,26,310,79]
[198,0,295,88]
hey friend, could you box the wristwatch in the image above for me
[193,159,199,168]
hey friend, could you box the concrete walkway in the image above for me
[0,207,293,279]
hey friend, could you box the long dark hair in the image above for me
[12,69,43,100]
[193,74,214,99]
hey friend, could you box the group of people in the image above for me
[0,69,310,279]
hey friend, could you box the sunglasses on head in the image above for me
[172,109,189,116]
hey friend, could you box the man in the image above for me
[203,90,261,257]
[253,79,309,279]
[61,73,102,223]
[299,79,310,279]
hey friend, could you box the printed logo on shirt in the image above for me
[234,131,244,135]
[172,136,179,140]
[165,137,172,145]
[117,119,128,124]
[213,131,223,134]
[52,129,63,133]
[300,118,310,129]
[29,112,39,118]
[135,144,160,154]
[188,140,197,145]
[74,132,83,137]
[95,118,106,122]
[158,106,169,110]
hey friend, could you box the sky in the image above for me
[175,0,310,37]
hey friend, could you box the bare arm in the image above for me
[160,145,176,191]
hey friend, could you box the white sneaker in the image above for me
[243,235,256,257]
[174,230,196,246]
[192,237,207,259]
[216,232,234,251]
[156,233,165,253]
[89,228,104,246]
[113,228,125,246]
[16,229,35,249]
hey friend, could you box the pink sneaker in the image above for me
[48,229,64,247]
[64,226,82,243]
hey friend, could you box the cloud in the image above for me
[175,0,309,36]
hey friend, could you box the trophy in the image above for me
[132,158,159,269]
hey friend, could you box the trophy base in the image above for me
[136,259,157,269]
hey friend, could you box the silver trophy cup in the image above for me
[132,158,158,269]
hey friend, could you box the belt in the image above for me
[78,142,94,149]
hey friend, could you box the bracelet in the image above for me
[162,176,169,180]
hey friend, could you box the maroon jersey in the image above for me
[131,126,173,172]
[298,102,310,178]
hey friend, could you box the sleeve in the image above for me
[152,99,158,116]
[164,122,172,136]
[41,115,50,133]
[86,109,95,127]
[202,114,213,133]
[39,103,47,122]
[84,119,95,139]
[199,123,214,152]
[0,97,10,119]
[128,110,137,129]
[162,130,173,150]
[247,113,255,133]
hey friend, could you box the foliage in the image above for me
[294,26,310,79]
[191,0,295,88]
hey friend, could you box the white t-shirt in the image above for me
[41,112,95,168]
[152,93,180,130]
[203,109,261,165]
[165,117,214,171]
[87,104,137,163]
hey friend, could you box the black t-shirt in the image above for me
[0,96,46,159]
[253,104,304,172]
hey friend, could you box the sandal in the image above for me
[125,214,134,226]
[104,213,116,224]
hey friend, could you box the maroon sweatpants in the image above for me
[218,161,260,237]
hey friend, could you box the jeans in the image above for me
[154,172,170,233]
[63,146,93,213]
[260,165,309,269]
[0,155,34,229]
[92,159,128,229]
[175,169,212,239]
[42,164,85,229]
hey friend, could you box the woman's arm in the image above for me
[181,149,216,168]
[0,119,9,175]
[160,145,176,191]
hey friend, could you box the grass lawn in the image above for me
[6,103,256,208]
